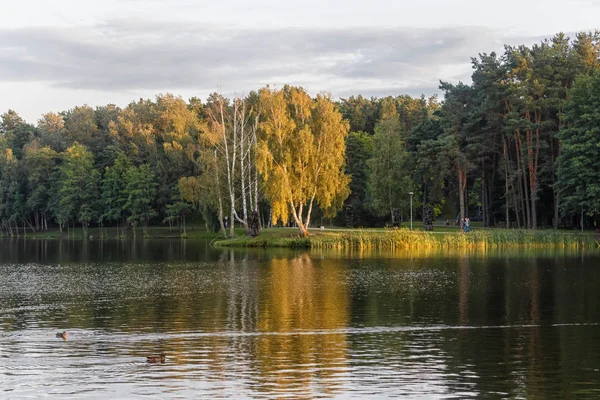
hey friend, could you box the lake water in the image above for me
[1,239,600,398]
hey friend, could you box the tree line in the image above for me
[340,31,600,230]
[1,31,599,238]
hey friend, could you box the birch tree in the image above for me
[257,87,350,237]
[204,93,261,236]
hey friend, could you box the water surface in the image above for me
[1,239,600,398]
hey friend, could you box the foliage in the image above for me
[367,118,413,221]
[343,131,373,227]
[1,31,600,237]
[258,87,350,236]
[101,151,131,227]
[123,164,157,236]
[57,143,100,233]
[557,71,600,217]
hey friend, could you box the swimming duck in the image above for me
[56,331,68,340]
[146,354,166,363]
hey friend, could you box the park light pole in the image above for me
[409,192,414,231]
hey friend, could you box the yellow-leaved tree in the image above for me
[258,86,350,237]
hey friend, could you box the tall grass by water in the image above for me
[215,228,600,250]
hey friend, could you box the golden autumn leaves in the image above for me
[257,87,350,237]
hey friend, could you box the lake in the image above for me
[1,239,600,398]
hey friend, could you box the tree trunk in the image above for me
[213,150,227,238]
[304,193,316,231]
[239,100,249,232]
[290,200,309,237]
[503,138,510,228]
[514,131,527,227]
[482,159,487,227]
[530,183,537,230]
[553,190,559,229]
[253,127,260,216]
[525,111,540,230]
[25,218,36,233]
[551,138,560,229]
[218,96,237,238]
[458,164,467,231]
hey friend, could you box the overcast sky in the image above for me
[2,0,599,123]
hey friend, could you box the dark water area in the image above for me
[1,239,600,398]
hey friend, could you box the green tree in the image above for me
[557,71,600,223]
[367,118,413,223]
[101,151,131,237]
[438,82,473,226]
[0,110,24,134]
[38,112,67,152]
[339,95,380,134]
[22,142,58,231]
[0,148,22,236]
[57,143,99,237]
[344,131,374,226]
[164,187,192,235]
[123,164,157,237]
[410,116,446,222]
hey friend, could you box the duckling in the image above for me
[56,331,68,340]
[146,354,166,363]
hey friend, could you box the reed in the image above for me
[214,228,600,250]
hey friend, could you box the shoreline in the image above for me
[0,226,224,241]
[213,228,600,249]
[2,227,598,250]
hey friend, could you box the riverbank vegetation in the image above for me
[215,228,600,249]
[1,32,600,239]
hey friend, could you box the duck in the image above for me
[146,354,166,363]
[56,331,68,340]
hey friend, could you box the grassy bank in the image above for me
[214,228,600,249]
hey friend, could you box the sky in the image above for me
[2,0,599,123]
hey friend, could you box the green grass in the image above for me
[215,228,311,248]
[214,227,600,250]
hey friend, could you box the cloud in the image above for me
[0,20,539,99]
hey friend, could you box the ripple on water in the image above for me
[2,251,600,398]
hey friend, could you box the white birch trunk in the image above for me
[238,100,249,231]
[214,149,227,237]
[219,97,236,237]
[253,115,260,212]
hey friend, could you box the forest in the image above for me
[1,31,599,238]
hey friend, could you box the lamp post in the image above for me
[409,192,414,231]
